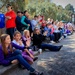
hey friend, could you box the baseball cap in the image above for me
[6,4,12,8]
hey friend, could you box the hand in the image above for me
[26,41,30,47]
[43,31,48,36]
[11,60,18,64]
[5,16,11,19]
[18,41,23,46]
[30,55,34,59]
[28,24,30,26]
[24,49,34,59]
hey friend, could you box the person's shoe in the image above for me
[33,57,38,61]
[56,41,60,43]
[29,71,43,75]
[58,45,63,51]
[50,41,55,44]
[18,63,26,69]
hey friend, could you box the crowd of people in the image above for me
[0,4,74,75]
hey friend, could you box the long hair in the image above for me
[33,28,40,34]
[23,30,30,38]
[0,34,13,55]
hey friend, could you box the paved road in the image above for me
[5,33,75,75]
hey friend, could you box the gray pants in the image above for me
[0,28,5,42]
[0,28,5,36]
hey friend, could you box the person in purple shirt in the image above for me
[0,34,43,75]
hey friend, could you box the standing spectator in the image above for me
[21,10,32,36]
[21,11,29,30]
[16,11,25,33]
[0,12,5,36]
[5,4,16,40]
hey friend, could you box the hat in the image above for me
[6,4,12,8]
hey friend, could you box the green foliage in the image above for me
[0,0,74,22]
[65,4,74,13]
[0,0,24,12]
[26,2,57,20]
[26,1,74,21]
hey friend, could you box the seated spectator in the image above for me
[0,34,43,75]
[12,31,38,64]
[57,21,65,36]
[53,21,61,42]
[40,16,46,28]
[22,30,31,47]
[44,23,55,43]
[66,22,74,34]
[47,18,51,23]
[33,27,63,51]
[31,15,38,31]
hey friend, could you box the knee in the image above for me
[14,50,21,55]
[16,54,23,59]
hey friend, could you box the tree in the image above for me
[0,0,74,22]
[65,4,74,13]
[0,0,25,12]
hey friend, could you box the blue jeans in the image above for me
[47,34,55,41]
[40,43,60,51]
[49,34,55,41]
[7,50,35,72]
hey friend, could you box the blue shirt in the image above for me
[0,14,5,28]
[44,27,51,36]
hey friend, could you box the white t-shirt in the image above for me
[12,40,24,47]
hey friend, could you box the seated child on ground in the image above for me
[12,31,38,64]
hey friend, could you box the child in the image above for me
[0,34,43,75]
[22,30,31,47]
[12,31,37,64]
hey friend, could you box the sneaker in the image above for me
[33,57,38,61]
[59,36,64,41]
[50,41,55,44]
[29,71,43,75]
[58,45,63,51]
[18,63,26,69]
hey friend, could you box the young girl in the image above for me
[12,31,37,64]
[0,34,43,75]
[22,30,31,47]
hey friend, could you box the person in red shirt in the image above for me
[40,16,46,28]
[5,4,16,40]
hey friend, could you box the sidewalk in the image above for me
[1,33,75,75]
